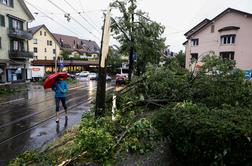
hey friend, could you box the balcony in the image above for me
[9,50,34,59]
[8,29,33,40]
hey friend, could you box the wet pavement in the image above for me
[0,80,115,165]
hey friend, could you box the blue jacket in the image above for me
[52,80,68,97]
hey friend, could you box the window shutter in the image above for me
[0,37,2,49]
[9,17,13,29]
[0,15,5,27]
[9,0,14,7]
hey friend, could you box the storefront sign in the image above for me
[32,68,41,71]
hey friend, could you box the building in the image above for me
[28,24,61,61]
[53,33,100,60]
[29,32,100,73]
[0,0,34,83]
[184,8,252,70]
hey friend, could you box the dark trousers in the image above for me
[55,97,67,112]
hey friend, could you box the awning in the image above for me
[0,59,25,65]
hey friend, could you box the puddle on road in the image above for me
[37,131,47,137]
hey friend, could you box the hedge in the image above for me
[153,102,252,166]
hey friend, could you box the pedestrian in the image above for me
[52,75,68,123]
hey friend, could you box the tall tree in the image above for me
[110,0,166,78]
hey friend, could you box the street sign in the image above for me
[59,58,64,68]
[133,52,137,62]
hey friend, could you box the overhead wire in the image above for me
[78,0,101,30]
[47,0,100,40]
[63,0,101,34]
[24,0,81,37]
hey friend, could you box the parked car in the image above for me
[79,71,89,77]
[89,73,97,80]
[106,75,112,81]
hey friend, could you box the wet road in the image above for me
[0,80,115,165]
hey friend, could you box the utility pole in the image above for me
[95,8,111,118]
[54,42,58,73]
[128,0,135,81]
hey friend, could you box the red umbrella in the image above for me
[43,72,68,89]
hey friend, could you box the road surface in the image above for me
[0,80,115,165]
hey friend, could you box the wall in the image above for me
[0,0,31,60]
[29,27,61,60]
[185,11,252,70]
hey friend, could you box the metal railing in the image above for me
[9,50,34,59]
[8,29,33,40]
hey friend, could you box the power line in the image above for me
[47,0,100,40]
[24,0,81,37]
[78,0,101,30]
[63,0,101,34]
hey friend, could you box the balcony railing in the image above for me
[9,50,34,59]
[8,29,33,40]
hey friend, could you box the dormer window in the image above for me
[191,38,199,46]
[220,34,236,45]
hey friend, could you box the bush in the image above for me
[153,102,252,166]
[75,114,115,163]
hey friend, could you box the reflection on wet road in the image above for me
[0,80,115,165]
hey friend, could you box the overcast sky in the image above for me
[26,0,252,52]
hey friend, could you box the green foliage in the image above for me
[8,150,56,166]
[153,102,252,166]
[0,86,16,94]
[175,50,185,68]
[192,55,252,108]
[110,0,166,75]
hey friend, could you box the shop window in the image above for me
[7,68,24,82]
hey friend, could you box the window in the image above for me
[9,18,23,30]
[45,56,47,60]
[50,41,52,46]
[191,39,199,46]
[220,52,234,60]
[44,32,46,36]
[0,14,5,27]
[33,39,38,44]
[33,56,38,60]
[0,37,2,49]
[40,31,42,36]
[191,53,198,61]
[211,24,215,33]
[221,35,236,45]
[44,48,47,52]
[0,0,13,7]
[10,40,23,51]
[47,40,49,46]
[53,49,56,54]
[34,47,38,53]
